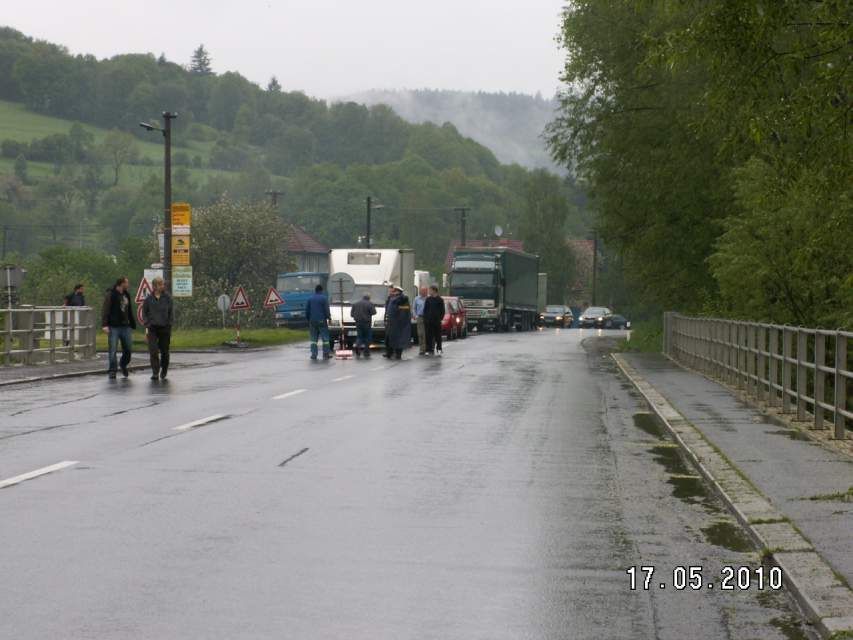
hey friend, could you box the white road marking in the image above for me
[172,414,228,432]
[331,375,354,382]
[273,389,307,400]
[369,366,386,372]
[0,460,79,490]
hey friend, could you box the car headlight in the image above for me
[597,317,603,322]
[555,316,562,320]
[456,318,461,323]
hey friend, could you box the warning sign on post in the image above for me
[171,202,191,235]
[230,286,251,311]
[263,287,284,309]
[135,278,153,303]
[171,236,190,266]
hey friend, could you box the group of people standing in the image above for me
[304,283,445,360]
[99,276,173,380]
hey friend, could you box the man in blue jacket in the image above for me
[305,284,331,360]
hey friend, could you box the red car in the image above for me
[442,296,468,340]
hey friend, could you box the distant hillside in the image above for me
[344,89,562,172]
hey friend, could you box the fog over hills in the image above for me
[343,89,563,173]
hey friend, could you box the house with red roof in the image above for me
[287,225,329,273]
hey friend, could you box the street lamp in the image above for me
[139,112,177,293]
[365,196,384,249]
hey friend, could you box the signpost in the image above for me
[171,203,191,235]
[229,286,251,343]
[263,287,284,309]
[329,272,355,357]
[216,294,231,329]
[135,278,153,304]
[171,235,190,266]
[172,266,193,298]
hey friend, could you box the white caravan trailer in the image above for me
[327,248,415,347]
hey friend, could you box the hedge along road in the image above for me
[0,331,813,639]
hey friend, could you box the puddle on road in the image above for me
[649,445,691,476]
[764,429,813,442]
[769,615,810,640]
[633,413,665,439]
[701,521,753,553]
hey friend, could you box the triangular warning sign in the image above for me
[229,286,251,311]
[263,287,285,309]
[135,278,153,303]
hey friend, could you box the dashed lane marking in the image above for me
[0,460,79,490]
[331,375,354,382]
[273,389,307,400]
[172,414,229,432]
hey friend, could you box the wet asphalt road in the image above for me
[0,330,811,639]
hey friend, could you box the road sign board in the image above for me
[135,278,153,303]
[171,235,190,266]
[173,266,193,298]
[136,305,145,326]
[171,203,191,235]
[216,294,231,313]
[143,268,163,286]
[329,272,355,304]
[230,286,251,311]
[263,287,284,309]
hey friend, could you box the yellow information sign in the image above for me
[171,202,191,235]
[171,235,191,266]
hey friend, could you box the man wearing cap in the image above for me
[384,285,411,359]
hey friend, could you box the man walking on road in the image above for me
[305,284,332,360]
[101,276,136,379]
[141,277,174,380]
[351,292,376,358]
[423,285,445,356]
[413,286,427,355]
[384,285,411,360]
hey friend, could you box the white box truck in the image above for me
[327,248,415,347]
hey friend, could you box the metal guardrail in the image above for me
[663,312,851,439]
[2,306,97,366]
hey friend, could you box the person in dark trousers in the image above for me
[101,276,136,379]
[422,285,445,356]
[350,292,376,357]
[63,284,86,307]
[384,285,412,360]
[305,284,332,360]
[141,277,174,380]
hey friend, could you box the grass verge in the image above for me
[619,319,663,353]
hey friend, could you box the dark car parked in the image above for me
[539,305,573,328]
[609,314,631,329]
[578,306,614,328]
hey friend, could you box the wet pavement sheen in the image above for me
[0,331,812,639]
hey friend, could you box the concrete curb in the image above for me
[613,353,853,640]
[0,363,152,387]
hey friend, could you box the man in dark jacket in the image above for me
[350,292,376,357]
[63,284,85,307]
[141,277,174,380]
[384,285,411,360]
[422,285,445,356]
[101,276,136,378]
[305,284,331,360]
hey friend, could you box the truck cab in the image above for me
[275,272,328,328]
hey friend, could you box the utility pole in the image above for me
[1,225,7,260]
[163,112,176,294]
[591,231,598,306]
[366,196,372,249]
[266,190,284,208]
[455,207,469,246]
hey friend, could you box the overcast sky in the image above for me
[5,0,567,99]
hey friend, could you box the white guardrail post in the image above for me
[663,312,850,439]
[1,306,97,367]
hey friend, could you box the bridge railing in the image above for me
[2,306,98,366]
[663,312,851,439]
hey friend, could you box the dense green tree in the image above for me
[189,44,213,76]
[13,154,28,183]
[99,130,139,186]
